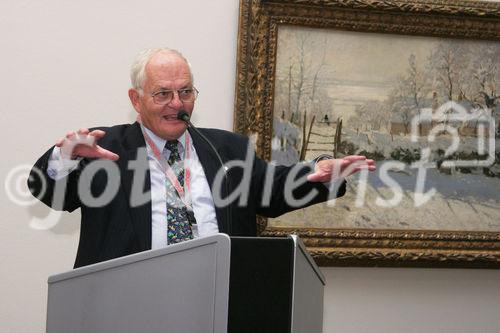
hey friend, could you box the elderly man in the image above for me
[28,48,375,268]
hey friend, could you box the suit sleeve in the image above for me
[27,146,83,212]
[250,150,346,218]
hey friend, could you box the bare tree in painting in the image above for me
[468,45,499,109]
[371,101,391,131]
[407,54,430,111]
[288,64,293,122]
[428,42,469,103]
[352,104,371,132]
[281,31,331,160]
[388,54,431,134]
[349,100,390,133]
[293,36,306,127]
[428,42,499,135]
[347,113,363,134]
[299,37,329,160]
[274,29,336,161]
[467,44,500,136]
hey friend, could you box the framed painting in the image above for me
[234,0,500,267]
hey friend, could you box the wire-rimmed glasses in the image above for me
[151,87,199,105]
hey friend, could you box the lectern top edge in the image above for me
[47,233,231,284]
[290,235,326,285]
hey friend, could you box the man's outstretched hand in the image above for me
[56,128,119,161]
[307,155,376,183]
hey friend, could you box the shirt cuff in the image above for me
[47,147,82,180]
[311,154,341,188]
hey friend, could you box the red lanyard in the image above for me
[141,127,192,207]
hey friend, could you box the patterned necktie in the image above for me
[165,140,194,244]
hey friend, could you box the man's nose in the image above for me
[168,91,183,108]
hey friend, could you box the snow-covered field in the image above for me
[270,167,500,231]
[270,121,500,232]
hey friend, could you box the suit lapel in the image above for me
[118,124,230,249]
[189,127,230,233]
[120,122,152,251]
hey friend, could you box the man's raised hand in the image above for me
[56,128,119,161]
[307,155,376,183]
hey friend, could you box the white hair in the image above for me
[130,48,193,94]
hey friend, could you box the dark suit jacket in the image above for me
[28,122,345,268]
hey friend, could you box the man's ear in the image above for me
[128,89,141,112]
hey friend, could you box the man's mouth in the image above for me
[163,114,179,121]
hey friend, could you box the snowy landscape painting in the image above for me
[269,26,500,232]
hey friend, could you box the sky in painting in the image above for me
[275,25,441,119]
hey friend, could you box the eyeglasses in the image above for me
[150,87,199,105]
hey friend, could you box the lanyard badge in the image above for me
[141,128,196,224]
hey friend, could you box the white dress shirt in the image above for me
[142,126,219,248]
[47,126,219,250]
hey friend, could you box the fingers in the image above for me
[58,129,98,143]
[89,129,106,139]
[55,137,64,147]
[56,129,90,146]
[57,132,76,148]
[95,146,119,161]
[306,172,322,182]
[343,155,367,162]
[366,160,376,171]
[77,128,90,135]
[341,157,376,175]
[55,128,119,160]
[343,157,375,167]
[350,164,377,173]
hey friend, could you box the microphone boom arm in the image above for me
[177,111,233,235]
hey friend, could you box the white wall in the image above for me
[323,267,500,333]
[0,1,239,332]
[1,1,499,332]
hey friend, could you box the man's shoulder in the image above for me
[89,122,137,136]
[196,127,248,144]
[89,122,143,148]
[192,128,251,159]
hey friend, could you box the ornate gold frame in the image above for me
[234,0,500,268]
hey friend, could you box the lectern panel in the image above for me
[228,237,295,333]
[47,235,230,333]
[291,242,325,333]
[47,235,325,333]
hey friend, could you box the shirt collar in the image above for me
[141,124,187,152]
